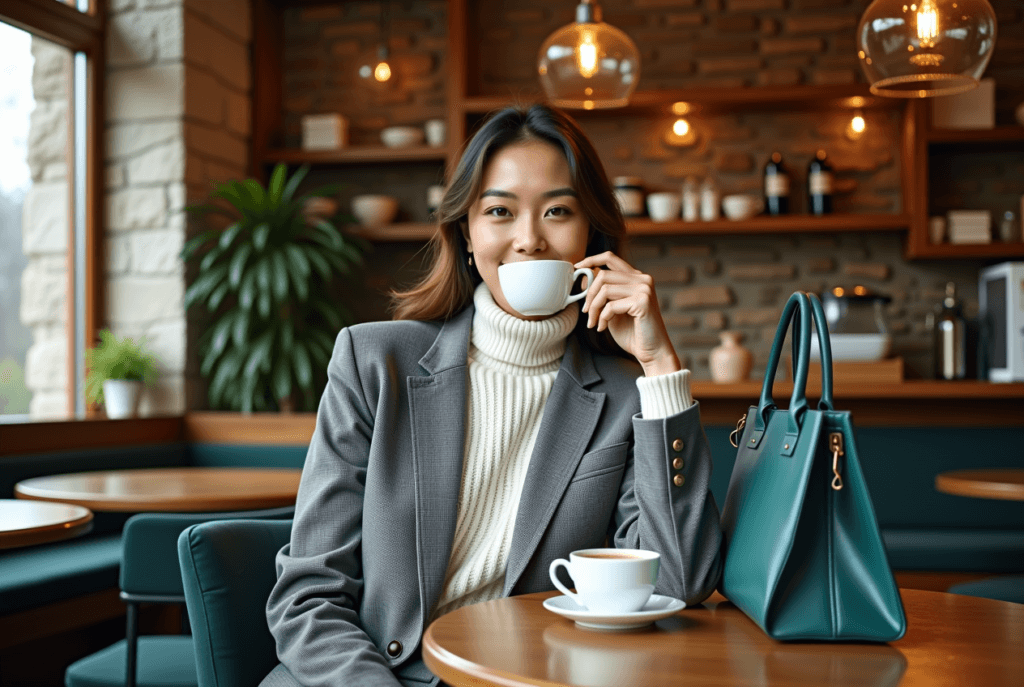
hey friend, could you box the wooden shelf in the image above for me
[626,214,910,236]
[905,241,1024,260]
[262,146,447,166]
[350,222,436,241]
[463,84,896,116]
[927,126,1024,144]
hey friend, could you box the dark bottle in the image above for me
[764,152,790,215]
[933,281,967,380]
[807,149,834,215]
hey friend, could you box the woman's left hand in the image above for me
[575,252,681,377]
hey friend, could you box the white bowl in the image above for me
[721,194,764,221]
[810,333,891,362]
[380,126,424,149]
[351,194,399,228]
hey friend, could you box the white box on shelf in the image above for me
[302,113,349,151]
[979,262,1024,382]
[930,78,995,129]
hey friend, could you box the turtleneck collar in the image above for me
[469,281,578,375]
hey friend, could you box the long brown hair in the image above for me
[390,105,627,351]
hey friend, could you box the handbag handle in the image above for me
[754,292,834,437]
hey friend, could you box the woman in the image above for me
[263,105,723,687]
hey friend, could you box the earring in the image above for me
[467,254,473,267]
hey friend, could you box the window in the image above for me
[0,1,104,423]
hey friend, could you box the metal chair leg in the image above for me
[125,601,137,687]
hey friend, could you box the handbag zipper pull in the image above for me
[829,432,844,491]
[729,414,746,448]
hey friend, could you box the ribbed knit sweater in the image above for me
[429,282,693,621]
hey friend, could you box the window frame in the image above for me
[1,0,105,423]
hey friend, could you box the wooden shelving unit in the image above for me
[926,126,1024,145]
[263,146,447,166]
[627,214,910,236]
[350,222,437,242]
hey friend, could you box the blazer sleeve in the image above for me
[265,327,404,687]
[609,402,724,606]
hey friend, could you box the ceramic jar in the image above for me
[710,331,754,383]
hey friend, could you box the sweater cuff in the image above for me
[636,369,694,420]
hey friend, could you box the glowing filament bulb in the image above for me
[577,29,598,79]
[916,0,939,48]
[374,61,392,82]
[673,118,690,136]
[851,115,866,133]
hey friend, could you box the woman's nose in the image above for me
[511,216,547,254]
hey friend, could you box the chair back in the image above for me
[178,518,292,687]
[120,506,293,598]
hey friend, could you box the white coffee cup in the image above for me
[497,260,594,317]
[548,548,660,614]
[721,194,764,220]
[424,118,446,147]
[646,192,681,222]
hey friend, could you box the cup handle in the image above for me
[549,558,580,603]
[564,267,594,306]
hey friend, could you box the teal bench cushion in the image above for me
[882,529,1024,572]
[187,443,307,469]
[0,534,122,614]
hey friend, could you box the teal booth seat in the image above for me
[64,507,294,687]
[177,519,292,687]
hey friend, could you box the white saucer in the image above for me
[543,594,686,630]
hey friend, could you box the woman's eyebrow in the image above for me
[479,188,578,199]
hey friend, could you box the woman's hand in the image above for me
[575,252,681,377]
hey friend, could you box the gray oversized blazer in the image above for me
[263,304,723,687]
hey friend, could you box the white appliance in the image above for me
[979,262,1024,382]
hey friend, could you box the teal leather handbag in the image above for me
[719,291,906,641]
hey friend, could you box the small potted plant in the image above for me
[85,329,160,419]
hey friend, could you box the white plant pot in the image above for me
[103,379,143,419]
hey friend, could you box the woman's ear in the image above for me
[460,218,472,253]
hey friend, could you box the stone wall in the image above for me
[103,0,251,414]
[20,39,71,418]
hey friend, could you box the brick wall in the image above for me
[278,0,1024,381]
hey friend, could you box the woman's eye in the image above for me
[485,206,511,217]
[546,206,572,217]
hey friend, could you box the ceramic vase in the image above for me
[710,331,754,383]
[103,379,143,419]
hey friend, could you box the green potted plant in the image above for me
[181,163,366,413]
[85,329,160,419]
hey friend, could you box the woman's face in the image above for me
[464,139,590,320]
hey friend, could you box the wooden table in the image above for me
[423,590,1024,687]
[14,467,302,512]
[935,469,1024,501]
[0,499,94,549]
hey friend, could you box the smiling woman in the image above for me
[260,105,722,687]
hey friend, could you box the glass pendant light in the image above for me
[538,0,641,110]
[358,0,393,87]
[856,0,997,98]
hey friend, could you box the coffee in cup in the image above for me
[549,548,660,614]
[497,260,594,317]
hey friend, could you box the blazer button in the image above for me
[672,438,684,451]
[386,641,402,657]
[673,474,685,487]
[672,457,684,469]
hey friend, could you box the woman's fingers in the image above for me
[575,251,642,275]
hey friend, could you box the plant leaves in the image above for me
[244,179,267,208]
[239,270,257,310]
[232,308,251,348]
[281,164,310,204]
[280,320,294,352]
[268,164,287,204]
[244,329,275,380]
[257,290,272,319]
[183,264,228,311]
[270,252,289,302]
[292,341,312,390]
[252,222,271,251]
[303,245,333,280]
[229,243,254,288]
[181,230,216,261]
[218,222,243,250]
[209,350,243,406]
[271,355,292,403]
[207,281,231,311]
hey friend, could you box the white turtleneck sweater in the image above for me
[428,283,693,621]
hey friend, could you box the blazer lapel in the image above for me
[503,335,605,595]
[409,306,473,625]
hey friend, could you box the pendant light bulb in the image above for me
[538,1,641,109]
[856,0,997,97]
[374,59,392,83]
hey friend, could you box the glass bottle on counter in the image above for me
[807,149,833,215]
[764,151,790,215]
[699,178,720,221]
[933,281,967,380]
[681,177,699,222]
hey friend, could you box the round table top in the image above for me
[14,467,302,512]
[935,468,1024,501]
[423,589,1024,687]
[0,499,94,550]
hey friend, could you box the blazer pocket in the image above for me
[571,441,629,482]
